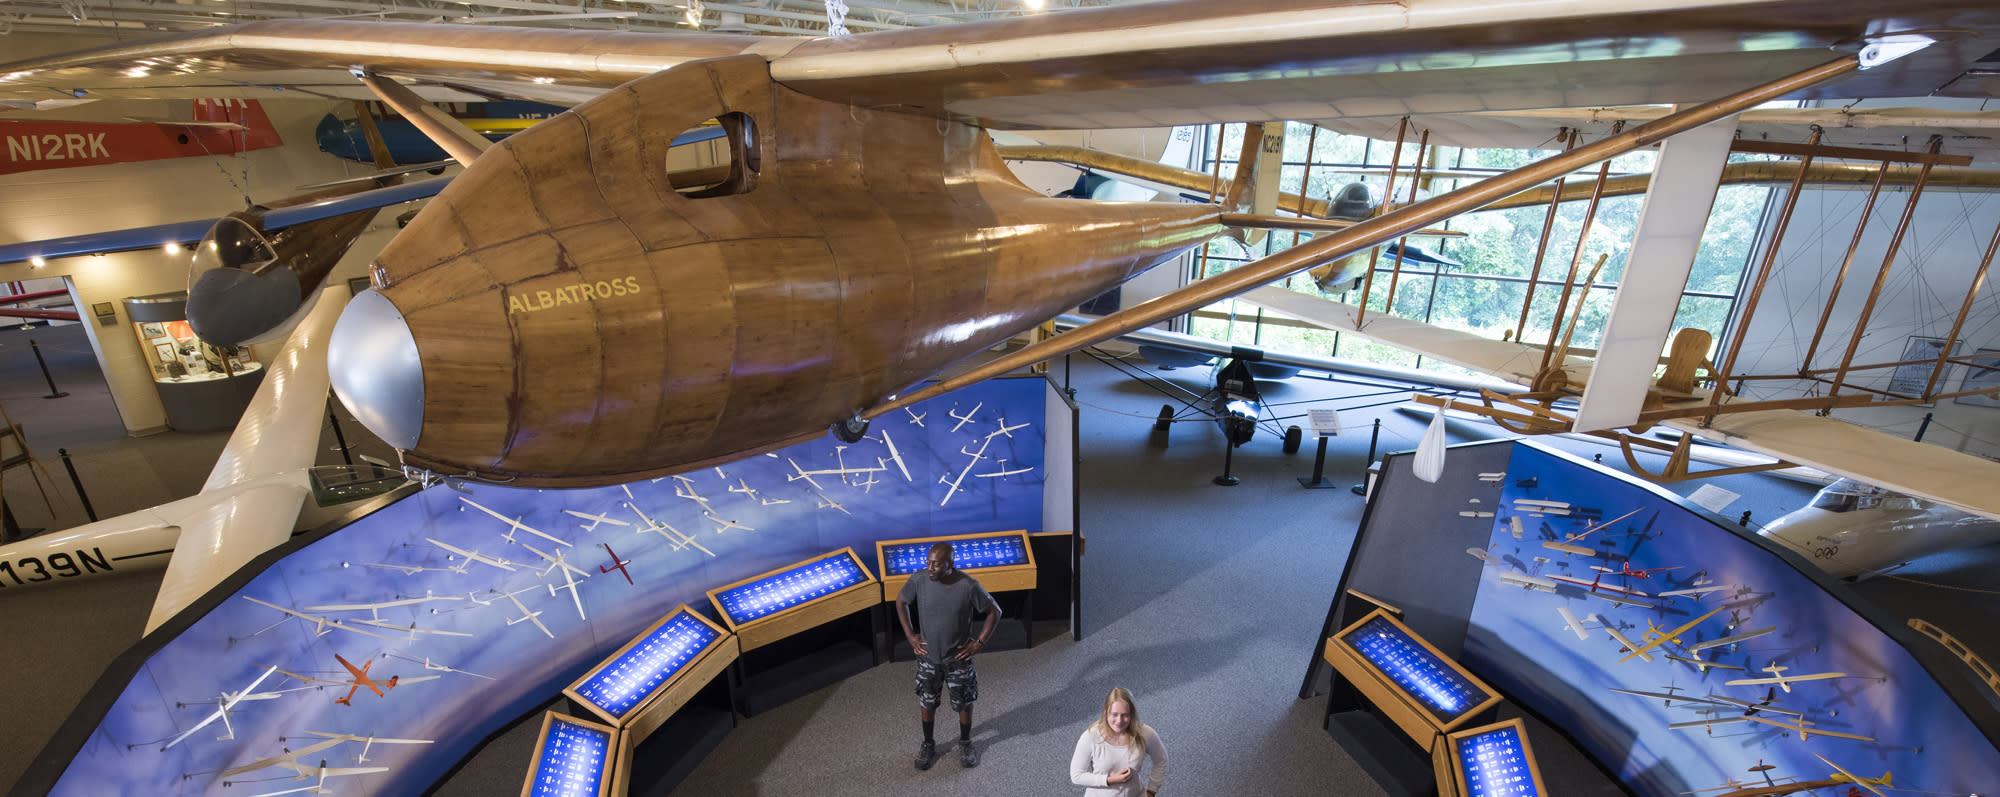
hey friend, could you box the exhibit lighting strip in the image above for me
[570,610,721,718]
[529,716,611,797]
[713,554,868,625]
[1350,616,1484,716]
[1455,725,1541,797]
[882,536,1030,576]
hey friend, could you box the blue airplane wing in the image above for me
[0,176,452,265]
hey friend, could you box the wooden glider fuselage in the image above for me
[356,56,1223,486]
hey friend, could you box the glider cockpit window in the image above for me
[665,112,759,198]
[1810,479,1885,513]
[193,216,277,275]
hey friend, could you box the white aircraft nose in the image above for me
[328,287,425,449]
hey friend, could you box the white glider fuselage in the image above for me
[1758,480,2000,578]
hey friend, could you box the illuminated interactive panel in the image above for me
[876,530,1038,599]
[706,547,878,651]
[1324,608,1500,750]
[1434,718,1546,797]
[521,711,619,797]
[563,605,737,740]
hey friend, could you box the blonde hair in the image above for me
[1090,687,1146,751]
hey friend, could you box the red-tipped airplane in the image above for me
[332,654,400,707]
[599,544,633,585]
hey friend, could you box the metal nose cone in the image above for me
[328,287,424,450]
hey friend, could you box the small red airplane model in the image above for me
[332,654,400,707]
[1590,562,1683,580]
[599,544,634,585]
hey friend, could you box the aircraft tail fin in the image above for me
[334,696,352,706]
[1218,123,1285,246]
[192,99,283,150]
[384,675,400,691]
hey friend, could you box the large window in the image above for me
[1183,122,1768,377]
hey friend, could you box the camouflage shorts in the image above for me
[914,655,978,712]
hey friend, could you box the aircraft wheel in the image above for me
[1154,404,1174,432]
[1283,425,1303,454]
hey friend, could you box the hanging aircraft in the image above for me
[0,0,1986,496]
[0,0,1995,637]
[0,99,282,177]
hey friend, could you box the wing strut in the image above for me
[865,55,1866,420]
[354,71,490,165]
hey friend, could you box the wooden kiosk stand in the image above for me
[1322,608,1501,752]
[1432,717,1548,797]
[564,605,738,741]
[705,547,882,714]
[559,604,739,796]
[520,711,621,797]
[876,530,1038,658]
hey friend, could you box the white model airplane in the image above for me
[948,402,984,433]
[224,732,432,778]
[1726,665,1849,693]
[163,666,280,749]
[384,653,496,682]
[424,538,518,572]
[500,588,553,638]
[879,431,913,481]
[241,758,390,797]
[620,485,715,557]
[703,513,755,534]
[241,597,399,642]
[458,497,571,549]
[1557,606,1595,641]
[560,509,631,533]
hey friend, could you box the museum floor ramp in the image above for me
[2,321,1995,796]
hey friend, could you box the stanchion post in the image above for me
[58,448,97,522]
[31,340,68,399]
[1351,418,1380,496]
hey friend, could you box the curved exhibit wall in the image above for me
[1463,444,2000,795]
[35,376,1059,796]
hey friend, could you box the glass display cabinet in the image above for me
[123,291,264,432]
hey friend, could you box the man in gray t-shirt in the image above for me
[895,542,999,771]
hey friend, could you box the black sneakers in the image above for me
[914,740,937,771]
[959,740,978,768]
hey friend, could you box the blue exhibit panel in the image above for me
[1344,616,1490,723]
[713,552,870,626]
[34,378,1053,796]
[529,715,613,797]
[570,609,723,720]
[1453,723,1541,797]
[882,534,1030,576]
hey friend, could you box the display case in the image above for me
[876,530,1037,599]
[706,547,877,651]
[521,711,620,797]
[123,291,263,432]
[564,605,737,742]
[1434,718,1547,797]
[1324,608,1501,750]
